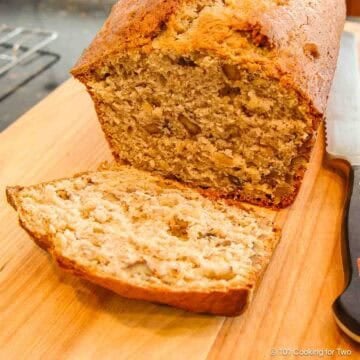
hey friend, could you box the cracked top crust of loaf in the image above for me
[72,0,346,115]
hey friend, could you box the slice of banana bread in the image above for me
[7,165,278,316]
[72,0,345,208]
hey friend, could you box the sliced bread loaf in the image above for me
[7,165,279,316]
[72,0,345,208]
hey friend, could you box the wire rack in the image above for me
[0,25,58,76]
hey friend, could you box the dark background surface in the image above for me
[0,0,358,132]
[347,0,360,16]
[0,0,116,131]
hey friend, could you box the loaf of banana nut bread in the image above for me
[71,0,345,208]
[7,165,278,316]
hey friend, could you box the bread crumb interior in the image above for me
[17,167,277,291]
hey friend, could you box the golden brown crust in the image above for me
[55,255,251,316]
[247,0,346,114]
[72,0,345,114]
[71,0,182,79]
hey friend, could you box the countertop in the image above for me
[0,0,115,131]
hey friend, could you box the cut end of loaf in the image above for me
[85,49,316,208]
[71,0,334,209]
[7,165,280,315]
[71,0,345,210]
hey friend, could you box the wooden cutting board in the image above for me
[1,23,360,360]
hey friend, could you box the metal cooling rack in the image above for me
[0,25,58,76]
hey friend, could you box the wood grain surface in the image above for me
[0,22,360,360]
